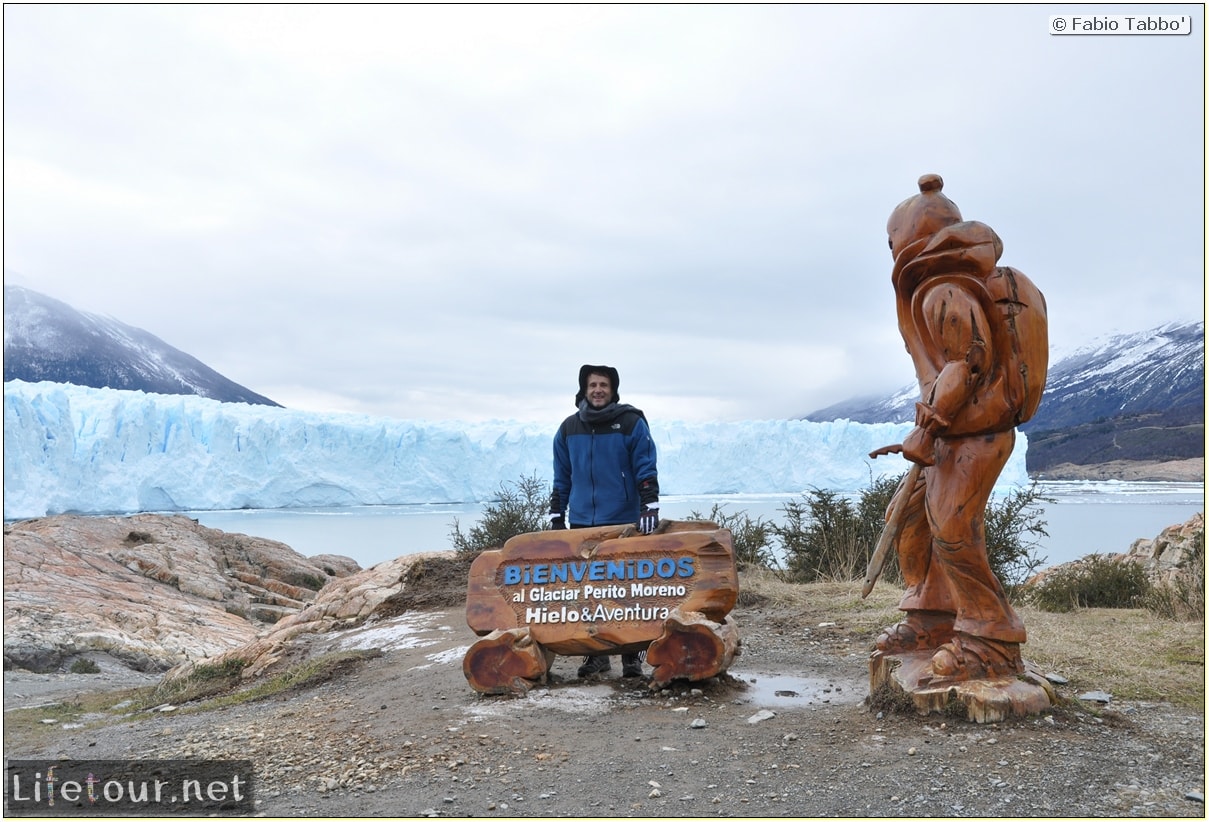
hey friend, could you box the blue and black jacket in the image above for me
[552,403,659,527]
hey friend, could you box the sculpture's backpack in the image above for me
[984,265,1048,426]
[914,265,1049,434]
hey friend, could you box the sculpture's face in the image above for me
[886,194,963,259]
[585,373,613,408]
[886,207,914,259]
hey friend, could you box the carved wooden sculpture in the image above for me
[464,520,739,694]
[867,174,1054,721]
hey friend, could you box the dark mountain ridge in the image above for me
[3,285,280,407]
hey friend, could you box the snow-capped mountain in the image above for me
[1023,321,1204,433]
[802,385,918,428]
[805,320,1205,435]
[3,285,280,407]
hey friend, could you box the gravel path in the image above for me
[5,602,1204,817]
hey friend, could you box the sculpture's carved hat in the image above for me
[887,174,963,257]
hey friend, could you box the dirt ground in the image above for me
[5,588,1205,819]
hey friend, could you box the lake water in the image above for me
[189,481,1204,572]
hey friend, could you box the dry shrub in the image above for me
[688,504,777,572]
[1026,554,1153,612]
[1143,526,1205,621]
[449,473,550,555]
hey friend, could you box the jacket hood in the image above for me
[575,364,621,406]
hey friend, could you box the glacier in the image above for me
[3,380,1031,521]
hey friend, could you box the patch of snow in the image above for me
[465,684,616,717]
[332,612,450,652]
[426,646,471,665]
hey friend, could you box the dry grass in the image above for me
[133,649,381,714]
[739,567,905,631]
[738,569,1206,709]
[4,687,150,745]
[5,652,383,750]
[1020,606,1205,708]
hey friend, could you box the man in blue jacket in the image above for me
[550,364,660,678]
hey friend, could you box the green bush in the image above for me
[776,489,867,583]
[771,475,899,584]
[853,474,904,585]
[687,504,776,571]
[295,573,328,592]
[1027,554,1153,612]
[190,657,248,681]
[450,473,551,556]
[756,475,1047,590]
[454,471,1050,591]
[69,658,100,674]
[984,483,1052,592]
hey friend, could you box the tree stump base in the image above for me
[646,608,740,688]
[463,627,555,695]
[869,650,1055,724]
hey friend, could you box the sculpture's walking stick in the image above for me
[862,447,922,598]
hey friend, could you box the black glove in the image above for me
[637,504,659,535]
[549,514,566,530]
[548,489,565,530]
[637,477,660,534]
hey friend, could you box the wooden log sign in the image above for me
[464,520,740,694]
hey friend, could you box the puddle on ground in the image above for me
[727,670,865,708]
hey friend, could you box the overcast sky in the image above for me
[4,4,1204,423]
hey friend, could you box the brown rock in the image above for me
[1026,512,1205,587]
[1122,511,1205,584]
[167,551,455,681]
[309,553,364,577]
[3,514,360,673]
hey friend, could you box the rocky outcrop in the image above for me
[165,551,459,681]
[3,514,360,673]
[1026,512,1205,588]
[309,553,364,578]
[1120,511,1205,584]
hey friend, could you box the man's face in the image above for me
[585,373,613,408]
